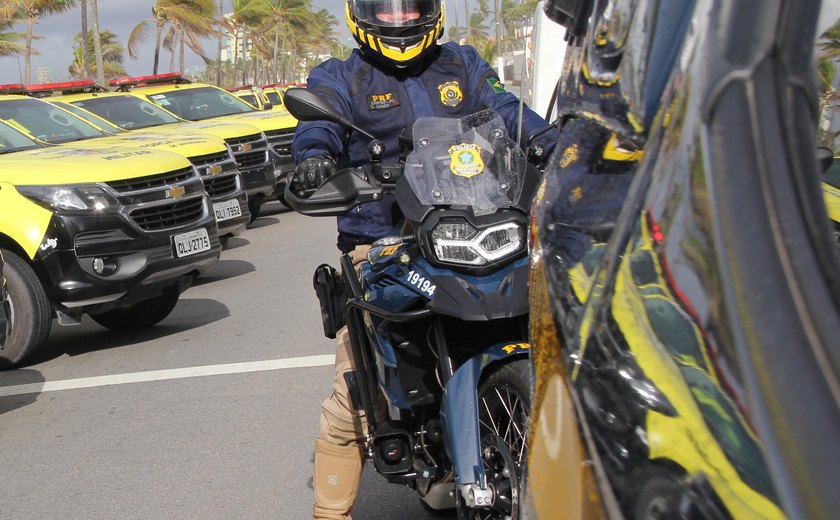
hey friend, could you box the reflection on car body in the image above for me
[524,0,840,519]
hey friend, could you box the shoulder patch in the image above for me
[368,92,400,110]
[487,77,506,93]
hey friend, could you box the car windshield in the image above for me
[264,91,282,105]
[69,95,182,130]
[403,110,527,212]
[0,121,41,153]
[51,101,125,133]
[0,98,106,144]
[143,86,256,120]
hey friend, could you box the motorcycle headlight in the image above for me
[17,185,118,212]
[430,219,525,266]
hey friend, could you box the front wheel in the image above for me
[459,359,531,520]
[0,250,52,369]
[89,286,179,330]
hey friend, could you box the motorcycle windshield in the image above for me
[404,110,527,212]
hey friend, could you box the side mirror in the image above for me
[816,146,834,174]
[283,88,376,141]
[544,0,594,41]
[263,102,273,110]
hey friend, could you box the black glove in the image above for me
[292,156,336,196]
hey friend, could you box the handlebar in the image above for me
[283,163,405,217]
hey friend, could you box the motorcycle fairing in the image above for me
[439,341,530,487]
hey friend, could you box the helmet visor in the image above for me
[351,0,440,29]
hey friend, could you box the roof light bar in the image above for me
[0,83,26,95]
[109,72,188,89]
[226,84,254,92]
[25,79,103,96]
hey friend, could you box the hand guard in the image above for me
[292,156,336,197]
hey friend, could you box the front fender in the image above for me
[440,341,530,487]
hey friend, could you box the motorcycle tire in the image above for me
[0,250,52,369]
[458,358,531,520]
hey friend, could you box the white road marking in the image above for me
[0,354,336,397]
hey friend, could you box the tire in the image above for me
[219,235,231,249]
[458,358,531,519]
[247,198,262,223]
[0,250,52,369]
[633,467,682,520]
[89,286,180,331]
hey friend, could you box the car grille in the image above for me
[225,133,270,171]
[236,150,269,169]
[129,197,205,231]
[191,150,233,169]
[203,174,238,198]
[264,128,295,160]
[105,167,195,193]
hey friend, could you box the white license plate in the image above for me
[172,228,211,258]
[213,199,242,222]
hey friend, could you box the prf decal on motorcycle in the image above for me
[448,143,484,178]
[502,342,530,354]
[406,270,436,297]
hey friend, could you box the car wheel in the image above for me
[89,286,179,331]
[0,250,52,369]
[248,198,262,223]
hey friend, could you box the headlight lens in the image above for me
[17,185,118,211]
[431,219,524,266]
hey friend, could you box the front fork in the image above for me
[440,341,529,508]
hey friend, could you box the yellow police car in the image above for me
[23,80,277,220]
[112,73,297,204]
[0,120,220,368]
[0,86,251,242]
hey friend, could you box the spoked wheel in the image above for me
[459,359,530,520]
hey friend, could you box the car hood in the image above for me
[0,145,193,184]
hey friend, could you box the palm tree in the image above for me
[20,0,78,84]
[89,0,104,85]
[68,29,126,79]
[0,7,27,58]
[261,0,315,84]
[129,0,216,75]
[79,0,88,76]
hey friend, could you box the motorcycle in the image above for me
[284,88,542,519]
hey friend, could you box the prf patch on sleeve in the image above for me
[487,77,506,93]
[368,92,400,110]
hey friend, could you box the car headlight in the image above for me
[17,185,119,212]
[430,218,525,266]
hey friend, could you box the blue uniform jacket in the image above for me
[292,43,556,252]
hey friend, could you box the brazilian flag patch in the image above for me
[487,77,506,93]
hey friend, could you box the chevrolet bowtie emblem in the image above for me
[166,185,186,199]
[208,164,223,175]
[238,143,252,152]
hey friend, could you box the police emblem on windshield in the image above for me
[368,92,400,110]
[448,143,484,178]
[438,81,463,107]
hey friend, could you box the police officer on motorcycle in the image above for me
[291,1,557,518]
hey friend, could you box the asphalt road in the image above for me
[0,202,445,520]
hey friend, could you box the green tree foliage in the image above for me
[68,29,125,79]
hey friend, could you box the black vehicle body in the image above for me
[524,0,839,519]
[284,89,539,518]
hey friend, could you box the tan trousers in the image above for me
[313,246,371,520]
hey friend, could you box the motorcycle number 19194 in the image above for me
[406,270,436,297]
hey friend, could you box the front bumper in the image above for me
[34,195,221,314]
[240,161,276,198]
